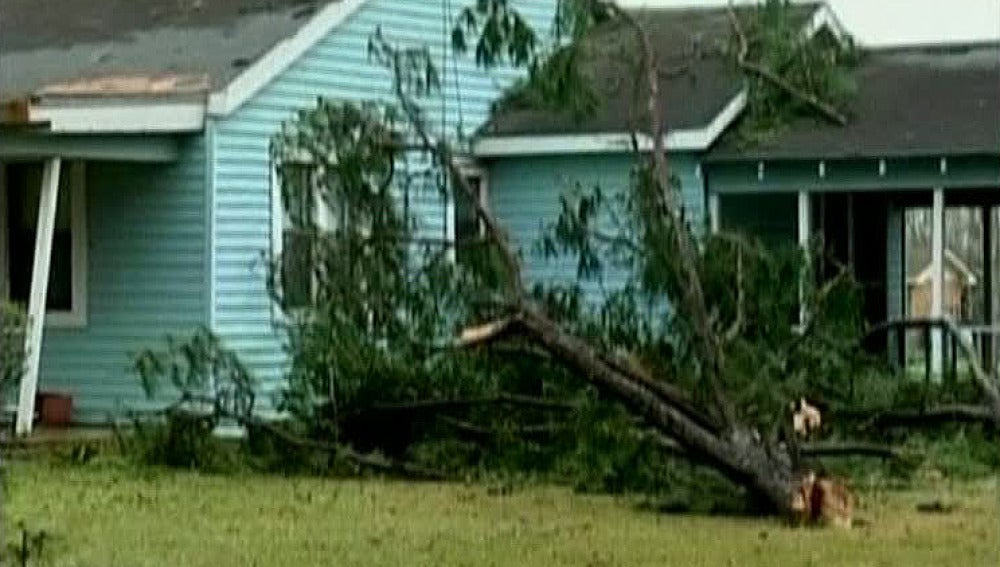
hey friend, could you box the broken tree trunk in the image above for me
[495,308,800,513]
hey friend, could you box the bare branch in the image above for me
[377,41,526,299]
[841,403,999,428]
[437,416,566,439]
[799,442,901,459]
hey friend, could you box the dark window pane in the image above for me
[455,176,482,265]
[281,229,312,309]
[6,163,73,311]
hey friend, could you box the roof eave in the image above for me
[6,98,208,134]
[474,89,748,157]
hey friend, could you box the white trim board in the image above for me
[207,0,370,116]
[473,90,748,157]
[30,102,205,134]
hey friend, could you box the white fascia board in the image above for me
[30,102,205,133]
[207,0,370,116]
[474,89,747,158]
[804,3,849,43]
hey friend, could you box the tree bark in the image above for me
[509,308,798,513]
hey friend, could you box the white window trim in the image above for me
[451,163,489,262]
[0,160,88,328]
[269,159,332,319]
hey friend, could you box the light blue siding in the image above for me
[486,152,705,303]
[209,0,558,407]
[39,137,208,423]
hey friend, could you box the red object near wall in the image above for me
[37,391,73,427]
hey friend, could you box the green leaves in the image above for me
[0,302,26,399]
[452,0,540,68]
[734,0,860,142]
[131,326,257,419]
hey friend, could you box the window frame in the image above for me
[0,160,88,328]
[270,158,334,315]
[451,161,489,262]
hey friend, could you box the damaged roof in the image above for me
[0,0,339,101]
[707,43,1000,161]
[478,4,821,138]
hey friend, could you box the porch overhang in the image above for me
[0,94,205,136]
[0,130,181,162]
[704,154,1000,195]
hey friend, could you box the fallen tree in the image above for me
[132,0,1000,519]
[351,0,885,515]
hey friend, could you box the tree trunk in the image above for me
[514,308,798,513]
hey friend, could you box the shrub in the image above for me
[1,302,27,404]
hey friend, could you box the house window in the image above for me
[0,161,87,327]
[454,170,487,265]
[273,161,349,310]
[276,163,316,310]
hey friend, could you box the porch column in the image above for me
[15,157,62,436]
[983,205,993,369]
[930,187,945,377]
[886,203,905,365]
[708,193,721,234]
[798,191,810,325]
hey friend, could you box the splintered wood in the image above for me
[457,318,514,347]
[790,471,856,528]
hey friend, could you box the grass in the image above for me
[5,459,999,567]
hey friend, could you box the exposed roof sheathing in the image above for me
[0,0,340,101]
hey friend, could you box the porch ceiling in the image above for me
[0,130,179,162]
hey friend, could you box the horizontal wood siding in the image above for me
[486,152,705,303]
[39,137,208,422]
[210,0,557,409]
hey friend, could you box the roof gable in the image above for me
[475,2,827,155]
[0,0,374,131]
[0,0,355,101]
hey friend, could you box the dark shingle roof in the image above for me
[707,43,1000,161]
[0,0,338,100]
[479,4,820,137]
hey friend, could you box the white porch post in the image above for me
[708,193,721,234]
[983,205,993,369]
[15,157,62,436]
[798,191,810,326]
[930,187,945,376]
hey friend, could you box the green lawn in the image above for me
[5,460,999,567]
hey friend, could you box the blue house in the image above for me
[4,0,998,433]
[474,5,1000,370]
[1,0,556,433]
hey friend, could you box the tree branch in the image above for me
[338,393,579,421]
[841,403,998,428]
[610,4,737,430]
[437,415,566,439]
[799,441,901,459]
[727,2,848,126]
[723,246,745,342]
[646,430,901,460]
